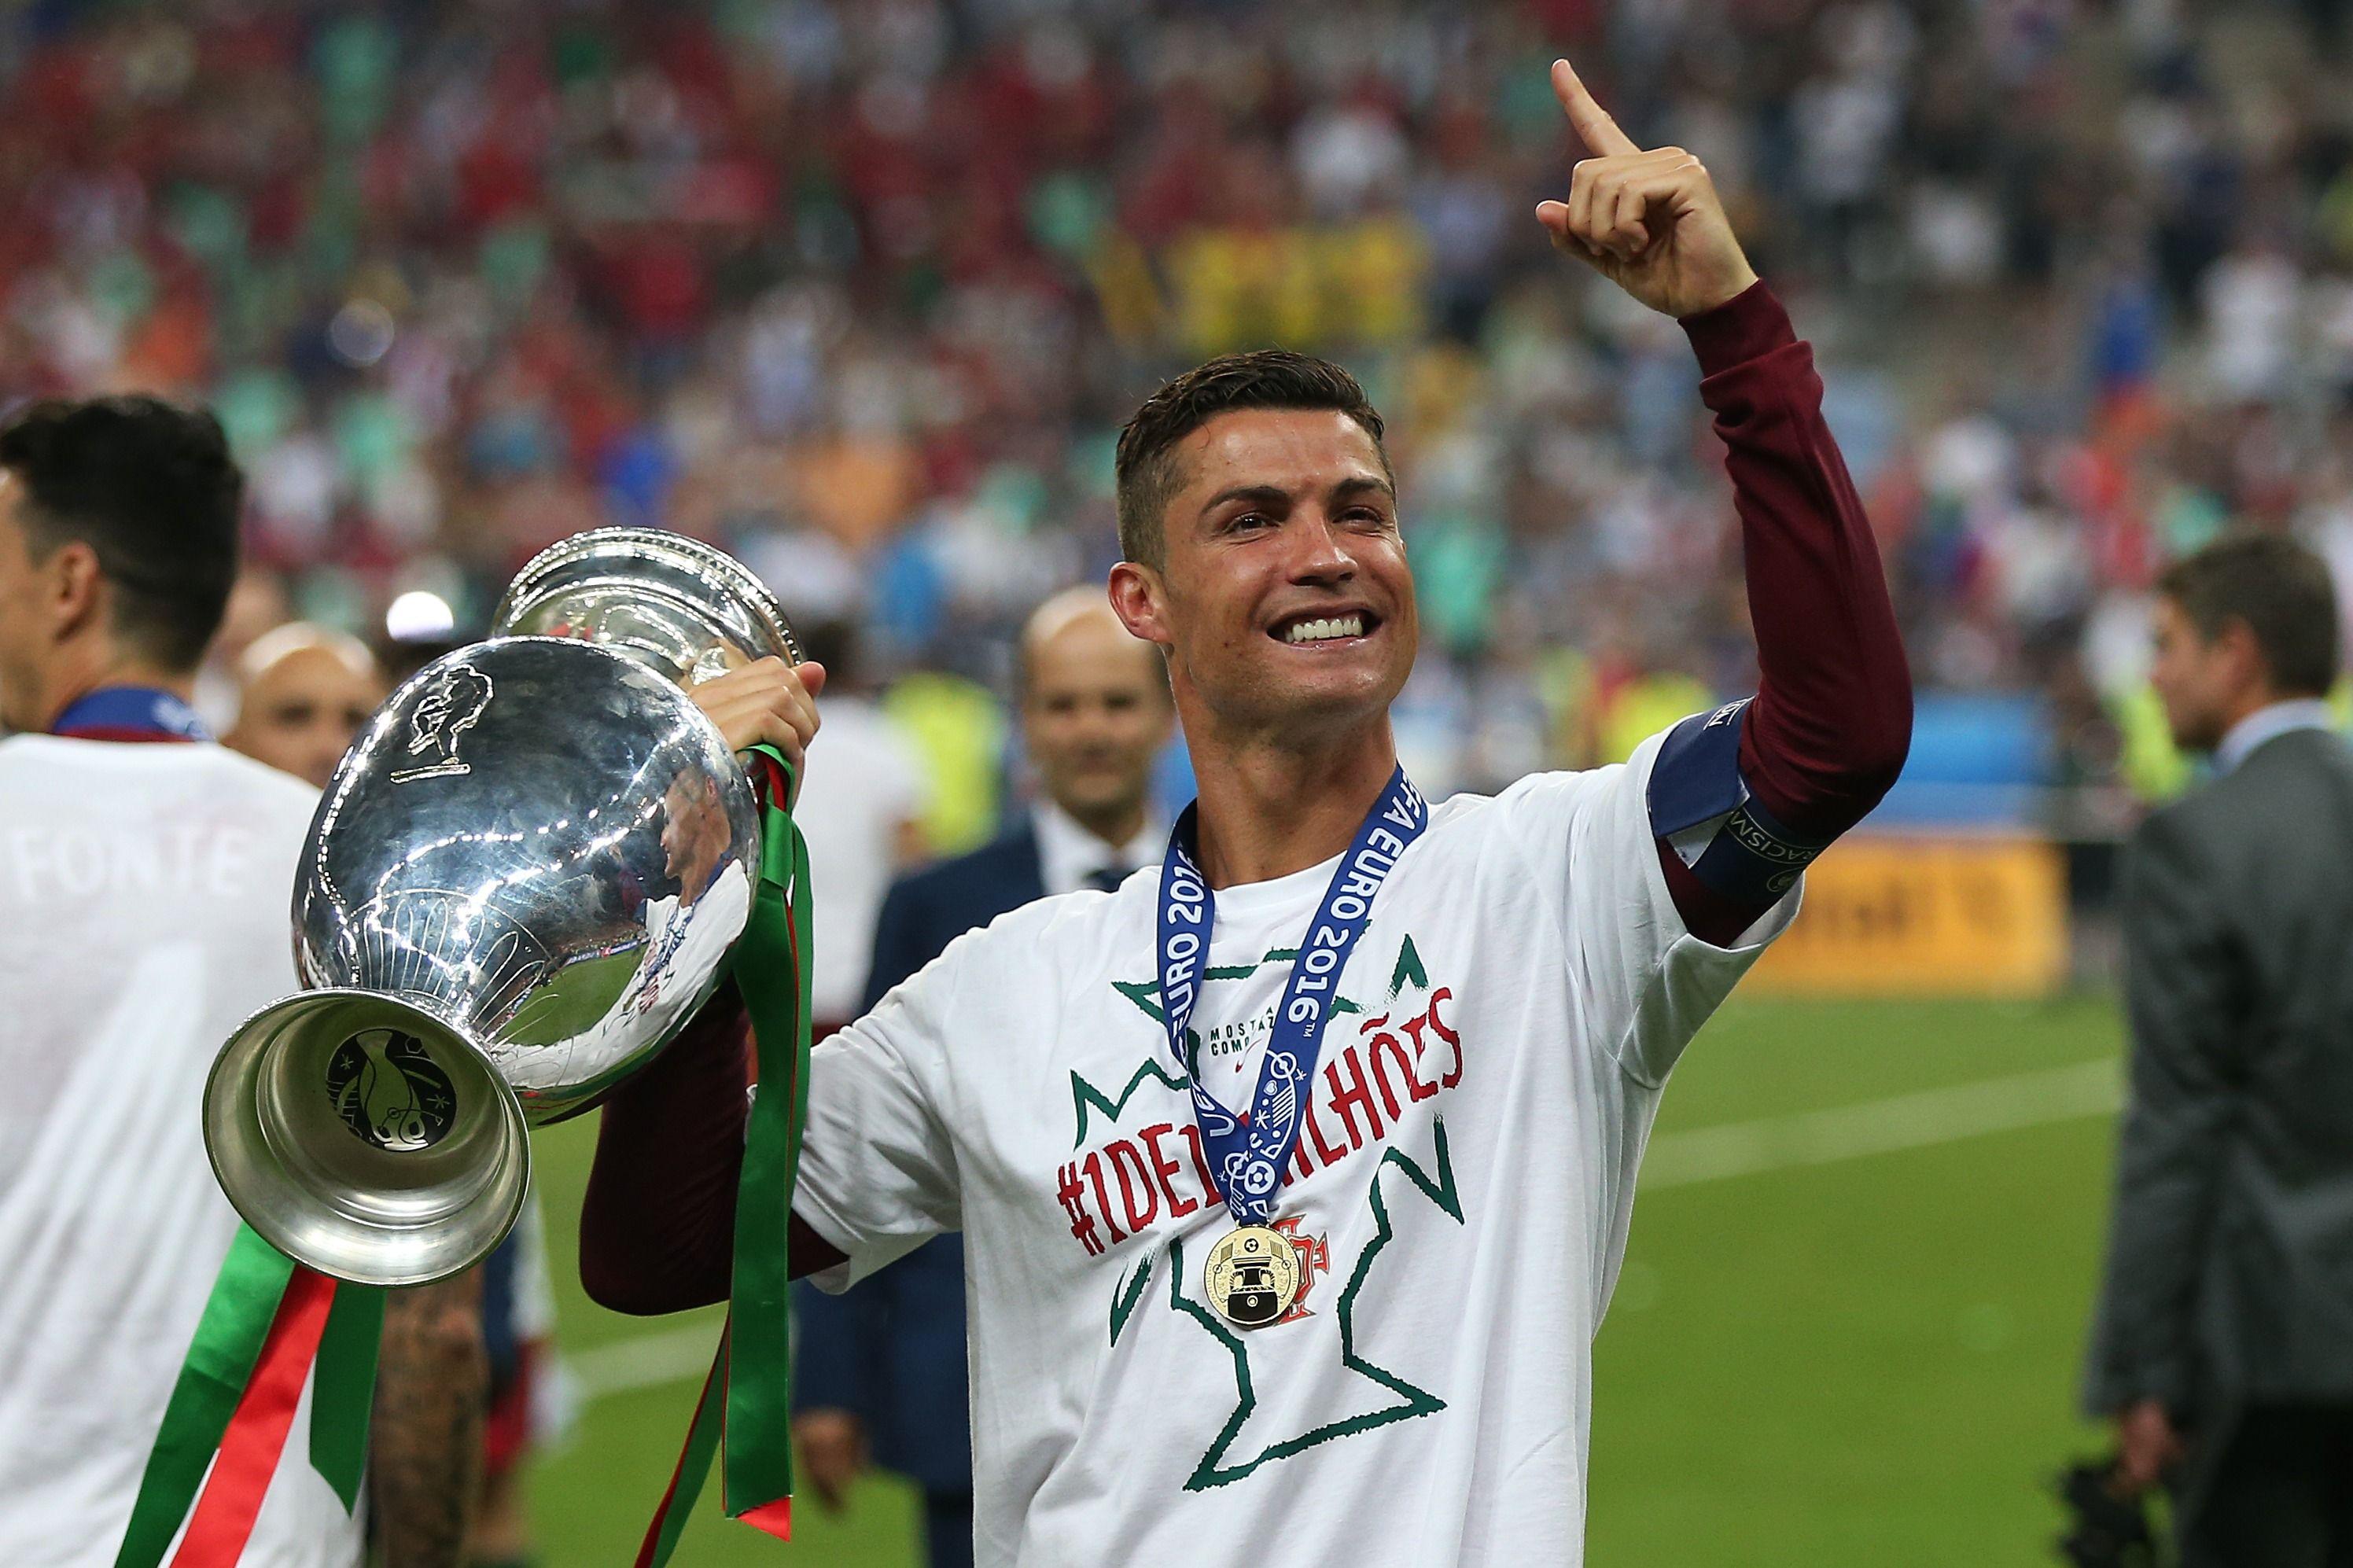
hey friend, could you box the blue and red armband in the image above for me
[1647,699,1828,908]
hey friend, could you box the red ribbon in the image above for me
[632,1347,724,1568]
[53,726,196,743]
[168,1268,339,1566]
[738,1500,794,1537]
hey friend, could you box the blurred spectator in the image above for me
[9,0,2353,821]
[471,1201,567,1568]
[789,617,929,1028]
[193,566,294,731]
[222,620,385,787]
[2084,536,2353,1565]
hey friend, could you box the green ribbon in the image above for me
[307,1282,385,1509]
[638,1340,729,1566]
[113,1228,383,1568]
[725,745,813,1517]
[639,742,812,1561]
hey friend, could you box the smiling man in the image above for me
[584,60,1912,1566]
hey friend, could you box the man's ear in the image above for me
[1107,561,1172,650]
[45,539,107,644]
[2217,617,2270,698]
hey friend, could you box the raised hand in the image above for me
[1534,58,1758,320]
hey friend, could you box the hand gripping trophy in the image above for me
[203,528,801,1286]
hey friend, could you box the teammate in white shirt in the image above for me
[588,64,1914,1566]
[0,396,484,1568]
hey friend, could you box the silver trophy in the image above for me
[203,529,798,1286]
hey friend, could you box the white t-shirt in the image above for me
[0,736,365,1568]
[794,729,1799,1567]
[790,695,924,1021]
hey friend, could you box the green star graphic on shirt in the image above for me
[1165,1117,1462,1490]
[1082,933,1464,1489]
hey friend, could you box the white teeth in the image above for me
[1284,615,1365,644]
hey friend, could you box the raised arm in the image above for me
[1537,57,1911,944]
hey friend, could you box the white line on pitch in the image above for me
[567,1321,722,1402]
[563,1058,2127,1404]
[1641,1057,2121,1190]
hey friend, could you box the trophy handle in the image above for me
[204,988,530,1286]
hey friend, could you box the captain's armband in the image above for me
[1646,699,1827,905]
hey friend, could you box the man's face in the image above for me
[2149,595,2248,753]
[1022,615,1174,826]
[1118,409,1417,738]
[0,473,55,734]
[226,646,387,789]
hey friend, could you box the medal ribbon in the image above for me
[112,1231,381,1568]
[635,742,811,1564]
[1156,767,1428,1223]
[50,685,211,743]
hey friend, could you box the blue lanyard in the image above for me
[1155,767,1429,1224]
[49,685,210,742]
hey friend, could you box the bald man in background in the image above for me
[223,622,386,789]
[790,589,1176,1568]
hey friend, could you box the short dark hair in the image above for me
[2157,532,2341,698]
[0,396,244,672]
[1114,349,1390,565]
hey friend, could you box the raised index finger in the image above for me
[1551,58,1640,157]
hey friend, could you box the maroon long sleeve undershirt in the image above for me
[1657,282,1913,944]
[578,981,755,1311]
[578,281,1913,1312]
[579,978,857,1309]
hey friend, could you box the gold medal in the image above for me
[1203,1224,1302,1329]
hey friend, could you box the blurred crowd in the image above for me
[6,0,2353,818]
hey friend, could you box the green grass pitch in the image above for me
[521,994,2123,1566]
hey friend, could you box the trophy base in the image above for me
[204,989,530,1286]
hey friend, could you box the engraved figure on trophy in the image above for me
[388,662,493,782]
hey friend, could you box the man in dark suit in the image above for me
[2086,533,2353,1566]
[792,588,1174,1568]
